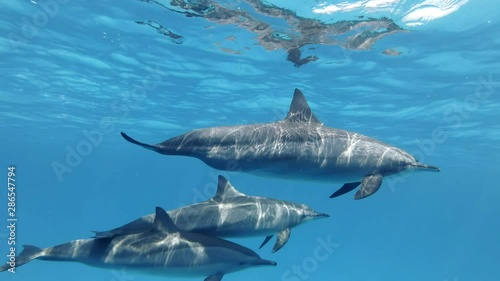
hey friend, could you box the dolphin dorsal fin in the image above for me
[213,175,245,202]
[152,207,180,233]
[284,89,321,124]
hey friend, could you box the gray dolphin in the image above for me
[94,175,329,253]
[0,207,276,280]
[121,88,440,199]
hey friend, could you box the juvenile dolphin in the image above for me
[0,207,276,281]
[121,89,440,199]
[94,175,329,253]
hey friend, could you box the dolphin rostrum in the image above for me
[0,207,276,280]
[121,89,440,199]
[94,175,329,253]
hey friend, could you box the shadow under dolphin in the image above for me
[121,88,440,200]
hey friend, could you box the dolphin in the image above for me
[121,88,440,199]
[94,175,329,253]
[0,207,276,281]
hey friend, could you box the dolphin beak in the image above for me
[411,163,441,172]
[314,212,330,218]
[252,259,277,266]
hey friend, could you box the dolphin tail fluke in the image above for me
[120,132,160,152]
[411,163,441,172]
[0,245,43,272]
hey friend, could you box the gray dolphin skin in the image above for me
[0,207,276,281]
[121,89,440,199]
[94,175,329,253]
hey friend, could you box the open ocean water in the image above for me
[1,0,499,280]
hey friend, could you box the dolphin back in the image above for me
[93,215,154,238]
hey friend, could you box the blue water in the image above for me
[1,0,499,280]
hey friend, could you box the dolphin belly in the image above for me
[197,143,385,183]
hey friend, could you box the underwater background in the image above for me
[1,0,499,280]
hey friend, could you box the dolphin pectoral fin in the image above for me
[272,228,291,253]
[329,182,361,198]
[205,273,224,281]
[354,174,383,200]
[120,132,159,152]
[259,235,274,249]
